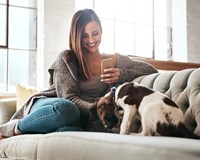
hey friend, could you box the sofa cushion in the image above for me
[0,98,16,125]
[0,132,200,160]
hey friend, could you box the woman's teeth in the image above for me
[88,43,96,47]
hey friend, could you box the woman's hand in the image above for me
[96,91,112,108]
[101,68,120,84]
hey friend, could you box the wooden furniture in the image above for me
[130,56,200,71]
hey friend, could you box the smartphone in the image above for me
[101,58,113,74]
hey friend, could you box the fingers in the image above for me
[101,68,120,83]
[99,93,112,106]
[97,97,110,108]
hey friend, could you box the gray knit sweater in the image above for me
[0,50,158,136]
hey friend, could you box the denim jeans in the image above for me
[17,97,82,134]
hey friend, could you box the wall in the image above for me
[37,0,75,88]
[168,0,200,63]
[187,0,200,63]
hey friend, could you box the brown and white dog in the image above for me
[97,82,199,139]
[113,82,199,138]
[97,90,140,134]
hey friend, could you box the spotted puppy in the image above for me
[114,82,199,139]
[96,92,121,133]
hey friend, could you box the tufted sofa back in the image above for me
[133,68,200,136]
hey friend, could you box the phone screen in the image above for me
[101,58,113,74]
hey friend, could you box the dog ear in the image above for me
[124,96,137,105]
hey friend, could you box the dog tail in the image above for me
[156,122,200,139]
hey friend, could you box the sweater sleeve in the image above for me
[52,51,97,115]
[116,54,158,84]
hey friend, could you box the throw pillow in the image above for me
[16,84,40,110]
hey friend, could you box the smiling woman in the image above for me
[0,8,158,138]
[81,21,102,54]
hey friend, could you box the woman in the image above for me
[0,9,158,139]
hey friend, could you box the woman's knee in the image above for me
[52,98,80,125]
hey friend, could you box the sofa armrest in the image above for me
[0,98,16,125]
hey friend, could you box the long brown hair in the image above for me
[69,9,102,80]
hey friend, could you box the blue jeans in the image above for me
[17,98,82,134]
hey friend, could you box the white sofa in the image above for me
[0,68,200,160]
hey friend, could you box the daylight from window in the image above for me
[76,0,167,59]
[76,0,187,62]
[0,1,37,92]
[0,0,187,92]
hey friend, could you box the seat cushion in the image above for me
[0,132,200,160]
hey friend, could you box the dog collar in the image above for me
[111,87,121,110]
[111,87,116,98]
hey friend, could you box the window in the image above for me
[0,0,37,92]
[76,0,187,62]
